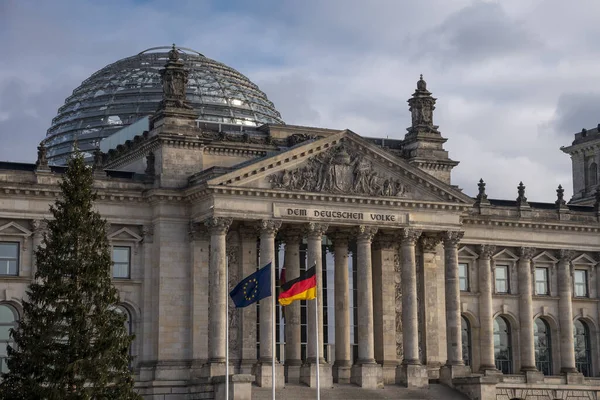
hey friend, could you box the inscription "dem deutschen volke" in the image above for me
[273,205,403,223]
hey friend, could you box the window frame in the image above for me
[574,269,589,298]
[534,267,549,296]
[494,316,513,374]
[574,319,592,377]
[0,242,19,276]
[461,315,472,366]
[0,304,19,374]
[495,264,510,294]
[458,262,469,292]
[534,318,552,375]
[112,246,131,279]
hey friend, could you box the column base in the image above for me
[202,361,227,378]
[396,363,429,389]
[479,365,503,376]
[440,364,471,387]
[238,359,255,375]
[300,361,333,388]
[212,374,254,400]
[333,360,352,384]
[381,361,398,385]
[521,368,544,384]
[351,362,383,389]
[285,360,302,384]
[254,361,285,388]
[426,362,443,381]
[564,370,584,385]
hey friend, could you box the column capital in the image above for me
[31,219,47,238]
[557,249,575,263]
[205,217,233,235]
[304,222,329,239]
[189,221,208,241]
[354,225,378,242]
[372,233,396,251]
[518,246,536,260]
[255,219,282,236]
[281,227,304,244]
[141,224,154,244]
[238,224,258,241]
[328,229,352,247]
[442,230,464,248]
[398,228,422,245]
[420,233,442,253]
[478,245,496,260]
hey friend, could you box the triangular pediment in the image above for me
[492,249,518,261]
[572,253,597,266]
[532,251,558,264]
[0,222,32,237]
[108,227,142,242]
[207,130,473,204]
[458,246,479,259]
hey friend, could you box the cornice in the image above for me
[106,139,161,170]
[463,217,600,233]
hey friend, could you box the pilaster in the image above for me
[189,222,210,378]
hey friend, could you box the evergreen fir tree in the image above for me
[0,152,141,399]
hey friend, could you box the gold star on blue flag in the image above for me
[229,262,272,308]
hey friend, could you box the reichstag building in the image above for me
[1,45,600,400]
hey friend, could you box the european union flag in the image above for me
[229,262,272,308]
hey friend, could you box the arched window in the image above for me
[590,163,598,186]
[0,304,18,373]
[494,316,512,374]
[116,306,133,366]
[461,316,471,366]
[534,318,552,375]
[574,320,592,377]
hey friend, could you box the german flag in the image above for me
[278,265,317,306]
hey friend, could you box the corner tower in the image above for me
[402,75,458,185]
[561,125,600,205]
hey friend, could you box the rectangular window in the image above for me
[535,267,549,295]
[0,242,19,276]
[495,265,509,294]
[574,270,588,297]
[458,263,469,291]
[112,246,131,279]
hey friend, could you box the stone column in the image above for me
[204,216,233,376]
[396,228,428,389]
[281,228,303,383]
[351,225,383,389]
[238,225,259,375]
[419,234,444,378]
[372,234,399,384]
[517,247,542,382]
[478,245,499,374]
[300,222,332,388]
[255,219,284,388]
[557,250,582,382]
[440,231,471,385]
[329,230,352,384]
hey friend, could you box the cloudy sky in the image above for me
[1,0,600,202]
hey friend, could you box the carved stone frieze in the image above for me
[255,219,282,236]
[478,245,496,260]
[354,225,378,242]
[420,234,441,253]
[442,230,464,248]
[268,143,410,197]
[204,217,233,235]
[398,228,422,245]
[304,222,329,239]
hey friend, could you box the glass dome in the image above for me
[44,46,285,164]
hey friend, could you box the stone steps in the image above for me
[252,383,470,400]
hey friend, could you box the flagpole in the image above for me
[315,292,320,400]
[272,262,276,400]
[226,257,229,400]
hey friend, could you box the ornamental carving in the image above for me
[373,233,396,251]
[558,249,575,263]
[204,217,233,235]
[268,144,410,197]
[141,224,154,244]
[354,225,378,242]
[478,245,496,260]
[518,246,536,260]
[281,228,304,245]
[399,228,422,245]
[443,231,464,247]
[394,251,403,360]
[305,222,329,239]
[420,234,441,253]
[327,230,352,247]
[255,219,282,236]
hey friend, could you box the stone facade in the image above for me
[3,66,600,400]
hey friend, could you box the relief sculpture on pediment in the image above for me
[269,144,410,197]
